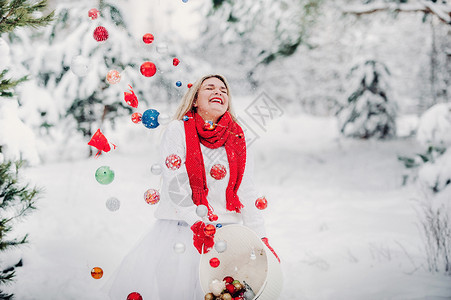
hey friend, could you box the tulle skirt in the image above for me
[105,219,204,300]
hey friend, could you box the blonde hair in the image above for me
[173,74,237,122]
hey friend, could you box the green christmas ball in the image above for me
[95,166,115,185]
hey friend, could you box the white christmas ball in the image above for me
[214,240,227,253]
[209,279,225,296]
[70,55,89,77]
[150,163,162,175]
[105,197,120,211]
[158,113,171,126]
[195,205,208,218]
[173,242,186,254]
[156,42,168,54]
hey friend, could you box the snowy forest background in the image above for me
[1,0,451,299]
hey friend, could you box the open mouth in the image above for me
[209,97,223,104]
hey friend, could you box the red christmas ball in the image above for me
[143,33,154,44]
[173,57,180,66]
[127,292,143,300]
[131,112,142,124]
[140,61,157,77]
[204,224,216,236]
[210,164,227,180]
[209,257,220,268]
[93,26,108,42]
[165,154,182,170]
[187,83,193,88]
[88,8,99,20]
[223,276,234,284]
[255,197,268,210]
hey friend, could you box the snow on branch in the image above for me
[343,1,451,25]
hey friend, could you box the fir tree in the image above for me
[0,0,52,297]
[336,60,397,139]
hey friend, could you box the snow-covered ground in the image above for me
[4,113,451,299]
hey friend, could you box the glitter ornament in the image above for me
[209,257,220,268]
[173,58,180,66]
[165,154,182,170]
[95,166,115,185]
[93,26,108,42]
[91,267,103,279]
[88,8,99,20]
[196,204,208,218]
[142,33,154,44]
[105,197,120,211]
[142,109,160,129]
[106,70,121,84]
[131,112,142,124]
[173,242,186,254]
[144,188,160,205]
[175,81,182,87]
[204,224,216,236]
[210,164,226,180]
[203,121,215,130]
[140,61,157,77]
[150,163,162,175]
[156,42,168,54]
[255,196,268,210]
[214,240,227,253]
[127,292,143,300]
[70,56,88,77]
[187,83,193,88]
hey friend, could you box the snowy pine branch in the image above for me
[0,0,54,34]
[0,70,27,98]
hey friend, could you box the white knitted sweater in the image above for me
[154,120,266,238]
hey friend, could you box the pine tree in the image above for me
[0,0,52,297]
[337,60,397,139]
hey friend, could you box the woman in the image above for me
[107,74,278,300]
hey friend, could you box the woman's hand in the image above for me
[261,237,280,263]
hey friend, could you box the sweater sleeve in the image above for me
[237,143,267,238]
[158,120,200,226]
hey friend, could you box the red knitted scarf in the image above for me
[184,111,245,220]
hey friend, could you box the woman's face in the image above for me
[194,77,229,123]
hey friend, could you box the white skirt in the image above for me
[105,219,204,300]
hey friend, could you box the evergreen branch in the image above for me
[0,0,55,34]
[0,70,28,98]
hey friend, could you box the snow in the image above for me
[3,111,451,299]
[417,103,451,147]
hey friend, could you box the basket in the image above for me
[199,224,283,299]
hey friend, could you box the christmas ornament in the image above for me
[127,292,143,300]
[243,281,255,300]
[233,282,244,292]
[124,85,138,107]
[142,33,154,44]
[140,61,157,77]
[142,109,160,129]
[175,81,182,87]
[183,115,190,121]
[210,164,226,180]
[156,42,168,54]
[144,188,160,205]
[210,214,218,222]
[204,224,216,236]
[88,8,99,20]
[209,257,220,268]
[91,267,103,279]
[203,120,215,130]
[182,0,188,3]
[209,279,225,296]
[93,26,108,42]
[105,197,120,211]
[150,163,163,175]
[173,242,186,254]
[214,240,227,253]
[70,56,88,77]
[88,129,116,157]
[173,58,180,66]
[158,113,171,125]
[216,223,222,228]
[222,293,232,300]
[131,112,142,124]
[95,166,115,185]
[223,276,234,284]
[187,83,193,88]
[249,249,256,261]
[165,154,182,170]
[196,204,208,218]
[255,196,268,210]
[225,283,236,294]
[106,70,121,84]
[205,293,214,300]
